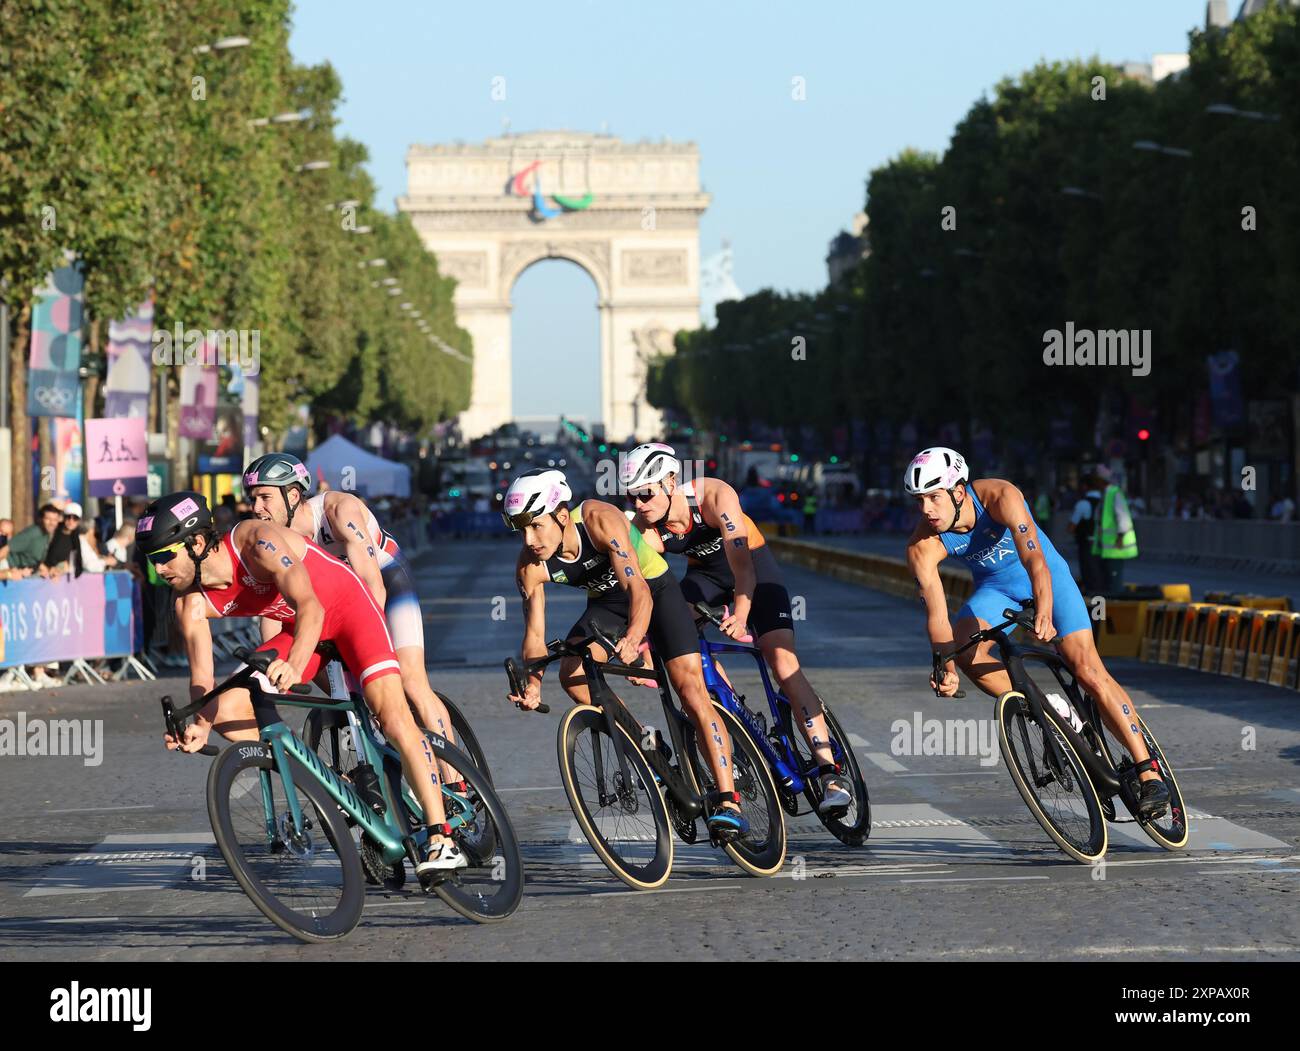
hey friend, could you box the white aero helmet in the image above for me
[620,442,681,491]
[502,469,572,530]
[903,447,969,495]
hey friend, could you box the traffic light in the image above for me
[1137,428,1150,442]
[790,453,799,463]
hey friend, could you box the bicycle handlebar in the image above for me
[161,645,314,757]
[505,626,661,714]
[692,602,754,644]
[929,599,1040,698]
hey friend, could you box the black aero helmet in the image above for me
[136,491,214,554]
[243,452,310,524]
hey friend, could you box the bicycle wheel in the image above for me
[207,741,364,943]
[796,702,871,847]
[438,692,493,785]
[1094,707,1189,850]
[684,701,786,877]
[996,691,1107,864]
[558,704,673,890]
[391,734,523,922]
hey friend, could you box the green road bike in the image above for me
[161,646,523,942]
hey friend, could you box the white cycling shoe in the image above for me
[416,836,468,875]
[817,773,852,814]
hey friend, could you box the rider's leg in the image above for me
[648,574,741,808]
[951,616,1017,696]
[1056,628,1156,781]
[381,560,461,781]
[757,628,835,766]
[557,602,625,705]
[207,687,261,742]
[664,651,737,800]
[361,671,450,830]
[397,645,462,783]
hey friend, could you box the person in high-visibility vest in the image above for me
[802,491,819,535]
[1091,465,1138,594]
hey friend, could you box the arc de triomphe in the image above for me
[397,131,709,441]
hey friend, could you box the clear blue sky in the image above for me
[289,0,1208,423]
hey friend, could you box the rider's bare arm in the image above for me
[175,590,216,702]
[584,502,653,654]
[702,479,757,610]
[325,492,386,608]
[907,526,954,650]
[516,555,549,684]
[980,479,1055,638]
[243,524,324,679]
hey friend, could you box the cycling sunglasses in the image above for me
[626,489,661,505]
[502,509,542,531]
[146,541,187,566]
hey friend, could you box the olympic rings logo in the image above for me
[33,385,77,411]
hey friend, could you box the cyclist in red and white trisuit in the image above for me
[240,453,465,784]
[139,489,464,872]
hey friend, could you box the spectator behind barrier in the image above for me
[7,504,61,571]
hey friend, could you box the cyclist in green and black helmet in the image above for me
[243,453,311,526]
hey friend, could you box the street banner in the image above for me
[104,297,155,419]
[179,342,217,438]
[54,417,84,503]
[0,572,139,667]
[85,417,148,498]
[27,264,84,419]
[1207,351,1244,429]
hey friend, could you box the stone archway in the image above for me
[398,131,709,441]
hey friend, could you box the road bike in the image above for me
[505,628,786,890]
[693,602,870,845]
[932,600,1188,864]
[161,646,523,942]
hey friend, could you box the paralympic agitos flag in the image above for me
[27,263,85,419]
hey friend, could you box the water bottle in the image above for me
[350,762,387,815]
[1045,692,1084,734]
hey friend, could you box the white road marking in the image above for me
[893,770,1002,777]
[46,804,155,815]
[899,875,1051,884]
[848,733,871,748]
[864,752,907,773]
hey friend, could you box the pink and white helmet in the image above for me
[620,442,681,490]
[903,447,968,495]
[502,469,572,530]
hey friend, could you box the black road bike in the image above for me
[932,600,1188,864]
[505,629,786,889]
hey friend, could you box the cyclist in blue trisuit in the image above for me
[903,447,1170,820]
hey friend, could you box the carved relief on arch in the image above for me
[498,239,612,300]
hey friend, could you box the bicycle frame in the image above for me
[946,616,1132,802]
[164,654,472,869]
[698,638,809,793]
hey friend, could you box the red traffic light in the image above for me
[1137,428,1150,441]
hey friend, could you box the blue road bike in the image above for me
[693,603,871,846]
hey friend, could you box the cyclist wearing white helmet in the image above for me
[623,443,852,814]
[243,452,468,790]
[904,447,1170,820]
[503,467,750,837]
